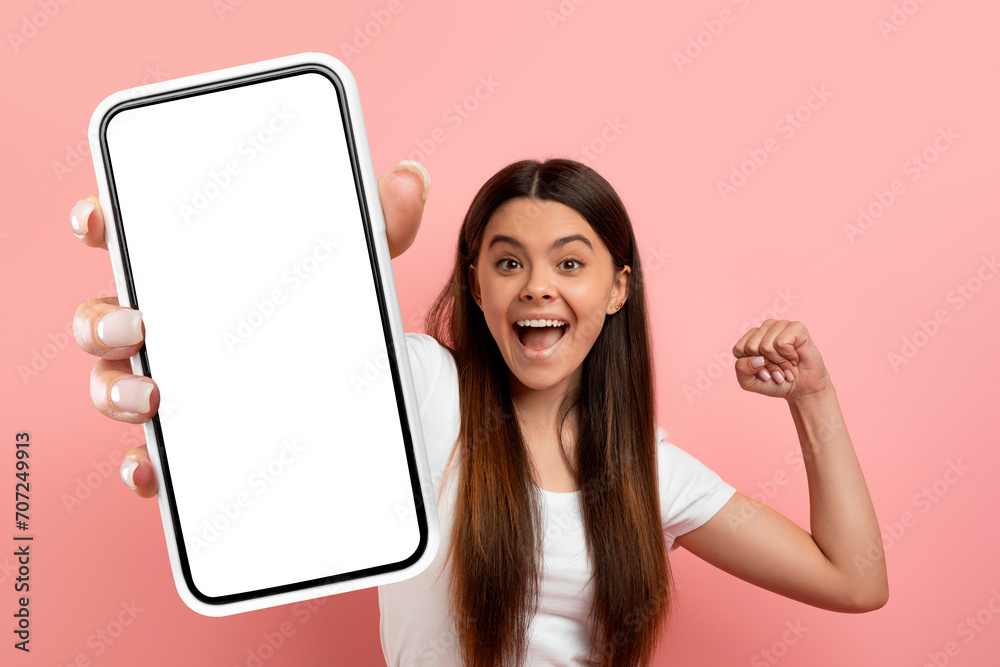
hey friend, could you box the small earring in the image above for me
[615,302,622,309]
[476,299,482,307]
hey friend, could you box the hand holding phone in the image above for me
[86,52,439,617]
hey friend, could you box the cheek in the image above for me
[565,292,610,341]
[483,307,513,345]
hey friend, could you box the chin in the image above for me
[511,372,566,392]
[506,353,581,393]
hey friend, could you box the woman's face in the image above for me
[469,197,630,397]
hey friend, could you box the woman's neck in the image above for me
[509,367,582,442]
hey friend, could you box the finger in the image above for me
[732,318,778,359]
[736,353,796,386]
[737,355,773,382]
[732,319,773,360]
[70,196,109,251]
[74,297,144,360]
[121,444,158,498]
[378,161,429,259]
[758,322,806,384]
[91,358,159,424]
[757,319,795,368]
[774,321,806,367]
[731,328,755,359]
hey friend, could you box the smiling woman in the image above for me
[392,158,679,667]
[377,158,885,667]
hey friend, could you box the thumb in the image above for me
[735,355,772,383]
[378,160,430,259]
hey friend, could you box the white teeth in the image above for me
[516,319,568,328]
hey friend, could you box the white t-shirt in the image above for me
[378,333,737,666]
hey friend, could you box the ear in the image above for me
[467,264,481,305]
[607,265,631,314]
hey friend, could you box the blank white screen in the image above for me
[105,71,420,599]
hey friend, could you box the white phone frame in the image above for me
[88,52,439,617]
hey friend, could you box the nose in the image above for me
[520,266,554,302]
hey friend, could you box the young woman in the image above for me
[71,158,888,667]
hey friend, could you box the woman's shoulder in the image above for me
[653,424,724,481]
[403,332,460,414]
[403,333,462,484]
[653,423,737,540]
[404,332,458,378]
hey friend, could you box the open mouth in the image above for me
[513,320,569,352]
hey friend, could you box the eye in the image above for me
[496,256,521,272]
[494,256,585,272]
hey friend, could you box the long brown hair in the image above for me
[424,158,671,666]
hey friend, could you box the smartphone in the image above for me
[88,52,439,617]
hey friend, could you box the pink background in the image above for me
[2,0,999,665]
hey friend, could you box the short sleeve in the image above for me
[402,332,462,472]
[656,425,737,552]
[403,332,450,409]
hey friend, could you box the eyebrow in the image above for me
[486,233,594,254]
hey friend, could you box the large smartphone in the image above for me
[88,52,438,617]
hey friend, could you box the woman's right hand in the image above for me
[71,160,431,499]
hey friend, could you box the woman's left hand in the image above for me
[732,320,831,401]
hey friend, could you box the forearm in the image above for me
[788,385,888,604]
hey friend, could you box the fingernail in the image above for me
[785,368,794,381]
[791,360,798,367]
[120,457,139,490]
[393,160,431,203]
[757,369,771,382]
[70,199,94,236]
[111,378,154,413]
[97,309,144,346]
[773,369,785,384]
[750,356,765,369]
